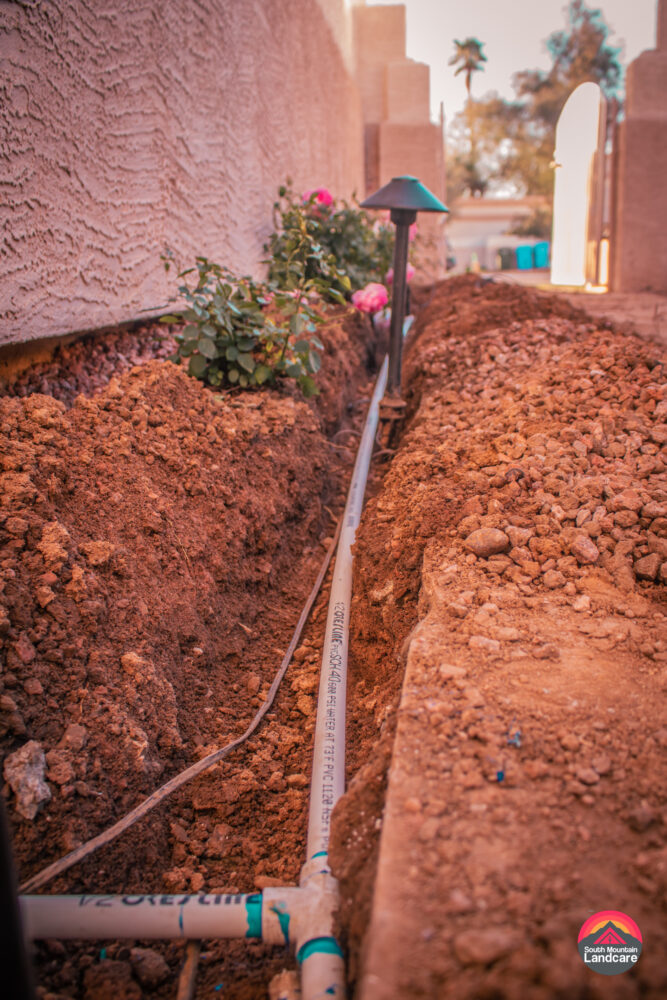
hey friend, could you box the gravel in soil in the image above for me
[0,306,380,998]
[0,322,177,408]
[331,276,666,999]
[4,275,667,998]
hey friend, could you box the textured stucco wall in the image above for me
[0,0,364,345]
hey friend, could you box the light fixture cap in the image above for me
[361,175,449,213]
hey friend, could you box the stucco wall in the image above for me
[0,0,364,345]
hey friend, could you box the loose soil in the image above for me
[0,321,177,407]
[0,307,381,999]
[2,277,666,999]
[330,276,666,999]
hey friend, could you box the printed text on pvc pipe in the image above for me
[77,895,247,907]
[321,601,346,843]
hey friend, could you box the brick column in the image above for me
[610,0,667,292]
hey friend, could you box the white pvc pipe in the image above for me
[18,358,390,1000]
[20,892,260,941]
[301,946,346,1000]
[306,356,388,865]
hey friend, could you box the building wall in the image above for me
[611,0,667,293]
[378,122,444,196]
[0,0,364,345]
[384,60,430,124]
[353,3,446,274]
[353,3,406,124]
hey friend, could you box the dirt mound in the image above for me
[0,307,373,894]
[0,322,177,407]
[332,275,666,997]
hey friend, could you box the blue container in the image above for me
[515,245,534,270]
[533,241,550,268]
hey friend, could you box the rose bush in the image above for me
[351,283,389,315]
[266,181,394,295]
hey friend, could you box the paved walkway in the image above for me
[491,270,667,348]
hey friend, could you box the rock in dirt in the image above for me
[628,801,656,831]
[570,534,600,565]
[543,569,566,589]
[635,553,661,581]
[469,635,501,653]
[246,672,261,695]
[576,767,600,786]
[45,748,75,786]
[3,741,51,820]
[454,927,520,965]
[130,947,169,988]
[13,634,36,664]
[83,960,142,1000]
[59,723,88,751]
[464,528,510,558]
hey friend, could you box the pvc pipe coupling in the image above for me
[21,873,345,994]
[262,870,340,954]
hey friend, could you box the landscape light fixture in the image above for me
[361,175,448,393]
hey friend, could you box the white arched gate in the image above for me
[550,82,607,288]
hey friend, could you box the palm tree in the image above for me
[449,37,487,100]
[449,38,487,196]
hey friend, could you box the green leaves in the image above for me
[164,254,323,397]
[254,364,272,385]
[198,337,217,359]
[265,182,394,299]
[189,354,208,377]
[237,352,255,373]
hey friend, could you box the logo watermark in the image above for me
[578,910,642,976]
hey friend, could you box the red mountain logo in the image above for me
[594,926,626,946]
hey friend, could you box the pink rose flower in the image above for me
[409,222,418,242]
[351,282,388,314]
[385,264,416,285]
[303,187,333,208]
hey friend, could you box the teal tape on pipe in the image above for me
[312,851,328,859]
[245,894,262,938]
[270,903,290,946]
[297,936,344,963]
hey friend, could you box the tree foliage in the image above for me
[447,0,623,199]
[448,37,489,197]
[449,37,487,98]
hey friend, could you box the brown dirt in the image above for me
[0,306,380,999]
[4,275,666,998]
[330,275,666,998]
[0,322,177,407]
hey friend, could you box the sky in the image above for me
[365,0,658,123]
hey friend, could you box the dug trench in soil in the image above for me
[0,305,383,999]
[330,275,666,998]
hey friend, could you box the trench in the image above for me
[1,306,395,998]
[7,275,665,999]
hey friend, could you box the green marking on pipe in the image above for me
[270,903,291,946]
[297,936,344,963]
[245,894,262,938]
